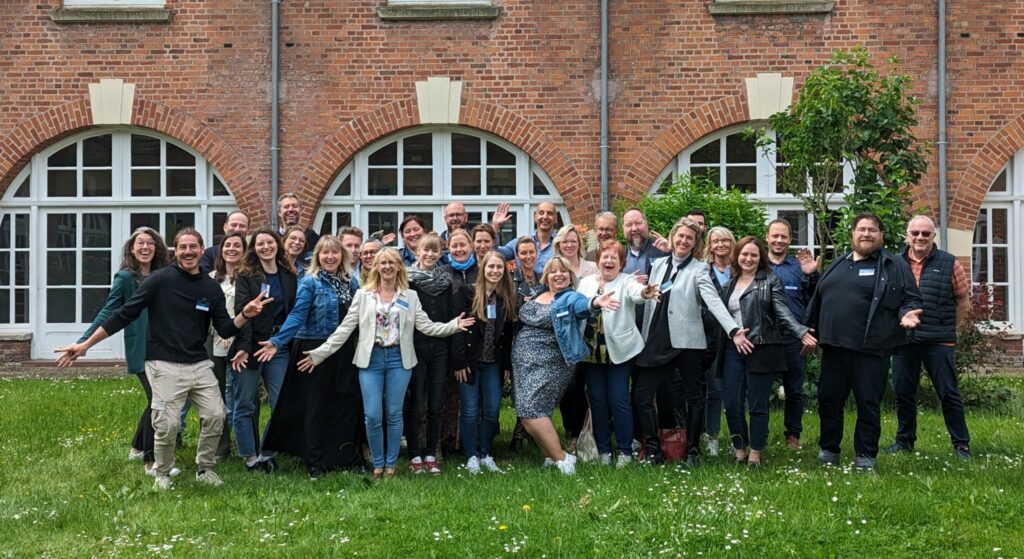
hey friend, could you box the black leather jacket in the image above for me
[723,269,809,345]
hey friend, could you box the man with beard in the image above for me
[621,208,668,284]
[805,213,922,471]
[277,192,319,265]
[585,211,618,262]
[497,202,559,275]
[764,219,821,450]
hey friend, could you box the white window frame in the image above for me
[64,0,165,6]
[973,147,1024,331]
[316,126,566,247]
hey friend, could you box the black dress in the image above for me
[263,299,366,474]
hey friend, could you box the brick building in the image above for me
[1,0,1021,364]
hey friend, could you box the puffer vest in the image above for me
[906,247,957,343]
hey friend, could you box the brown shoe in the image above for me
[786,436,802,451]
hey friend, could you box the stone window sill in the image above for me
[709,0,834,16]
[377,4,499,21]
[50,7,172,24]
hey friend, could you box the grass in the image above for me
[1,376,1023,558]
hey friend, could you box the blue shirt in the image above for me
[712,265,731,289]
[497,232,554,275]
[768,255,816,321]
[265,271,286,326]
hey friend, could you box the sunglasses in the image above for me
[909,230,933,238]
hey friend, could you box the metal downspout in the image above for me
[270,0,281,229]
[938,0,948,248]
[600,0,609,210]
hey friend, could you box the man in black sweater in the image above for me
[57,228,272,490]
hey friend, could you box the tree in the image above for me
[754,47,929,258]
[620,172,767,242]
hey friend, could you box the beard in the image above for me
[629,235,647,250]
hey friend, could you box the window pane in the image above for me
[533,173,551,196]
[0,215,9,250]
[404,169,432,196]
[14,288,28,322]
[213,175,229,197]
[131,135,161,166]
[726,166,756,193]
[412,213,435,233]
[466,212,483,227]
[0,254,9,285]
[990,168,1008,193]
[993,247,1008,283]
[131,169,161,196]
[165,213,195,242]
[319,215,334,238]
[47,214,77,248]
[726,134,756,163]
[0,290,7,323]
[14,252,28,285]
[452,134,480,165]
[47,170,77,197]
[14,215,29,248]
[82,251,112,285]
[47,252,77,285]
[691,166,718,184]
[991,285,1009,322]
[368,211,399,237]
[973,211,988,244]
[452,168,481,196]
[166,143,196,167]
[48,144,77,167]
[212,212,227,247]
[168,169,197,197]
[486,168,516,196]
[83,169,112,197]
[334,175,351,197]
[82,288,110,323]
[690,140,719,164]
[13,175,30,198]
[130,213,160,233]
[403,134,432,165]
[368,169,398,196]
[368,142,397,166]
[331,212,352,235]
[83,135,112,167]
[487,142,515,166]
[47,289,76,323]
[991,208,1007,244]
[83,213,112,248]
[777,211,809,246]
[972,247,988,282]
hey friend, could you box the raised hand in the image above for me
[491,203,512,230]
[733,328,754,355]
[456,312,476,331]
[651,231,670,253]
[796,248,821,275]
[381,232,397,245]
[296,351,316,373]
[900,308,923,329]
[230,350,249,372]
[55,343,88,367]
[594,290,621,311]
[253,340,278,363]
[242,291,275,319]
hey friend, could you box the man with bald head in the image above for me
[497,202,558,274]
[886,215,972,460]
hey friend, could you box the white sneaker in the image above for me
[153,475,172,491]
[128,448,144,461]
[616,454,632,469]
[707,439,720,457]
[195,469,224,487]
[599,453,612,466]
[555,453,577,476]
[465,456,481,475]
[543,457,555,468]
[146,466,181,478]
[631,439,642,453]
[479,456,503,473]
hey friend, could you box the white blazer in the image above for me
[578,272,648,364]
[307,289,460,370]
[640,256,738,350]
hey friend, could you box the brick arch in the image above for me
[947,113,1024,231]
[296,95,595,223]
[619,94,750,203]
[0,97,260,218]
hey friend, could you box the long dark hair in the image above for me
[212,231,248,282]
[730,236,770,278]
[120,227,169,273]
[235,227,295,278]
[472,251,518,322]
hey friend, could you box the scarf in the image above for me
[449,253,477,272]
[318,270,354,307]
[407,263,452,297]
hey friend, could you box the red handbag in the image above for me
[638,428,688,462]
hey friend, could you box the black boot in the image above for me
[509,420,527,454]
[644,436,664,465]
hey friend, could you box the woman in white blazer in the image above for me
[298,248,474,480]
[578,240,660,467]
[634,217,753,466]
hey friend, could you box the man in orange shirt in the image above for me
[887,215,972,459]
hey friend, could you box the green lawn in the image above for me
[1,377,1022,558]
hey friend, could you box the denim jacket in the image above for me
[270,273,358,347]
[547,287,598,365]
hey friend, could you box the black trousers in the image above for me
[779,337,806,439]
[131,373,155,462]
[406,339,448,458]
[817,346,888,458]
[559,365,589,439]
[632,349,704,454]
[891,343,970,449]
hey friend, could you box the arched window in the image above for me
[973,150,1024,327]
[317,127,565,244]
[0,129,237,359]
[652,124,848,252]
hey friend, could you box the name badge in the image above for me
[195,297,210,312]
[261,283,271,297]
[395,298,410,311]
[660,280,674,293]
[784,285,798,291]
[555,310,570,318]
[486,303,497,320]
[859,268,875,277]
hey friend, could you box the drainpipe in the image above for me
[938,0,948,248]
[270,0,281,229]
[599,0,609,210]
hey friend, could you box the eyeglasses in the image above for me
[134,240,157,247]
[854,227,880,234]
[909,230,933,238]
[360,250,379,257]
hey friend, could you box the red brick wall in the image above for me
[0,0,1022,229]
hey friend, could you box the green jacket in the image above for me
[78,269,148,374]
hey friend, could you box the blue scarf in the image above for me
[449,253,476,272]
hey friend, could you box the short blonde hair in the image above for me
[363,247,409,291]
[553,225,586,260]
[446,228,472,247]
[539,255,579,291]
[418,232,443,254]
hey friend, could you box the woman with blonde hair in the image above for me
[698,225,737,457]
[554,225,598,279]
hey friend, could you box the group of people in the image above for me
[57,191,974,489]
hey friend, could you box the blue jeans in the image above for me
[722,344,773,451]
[583,360,634,455]
[458,362,503,459]
[359,345,412,469]
[230,347,288,457]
